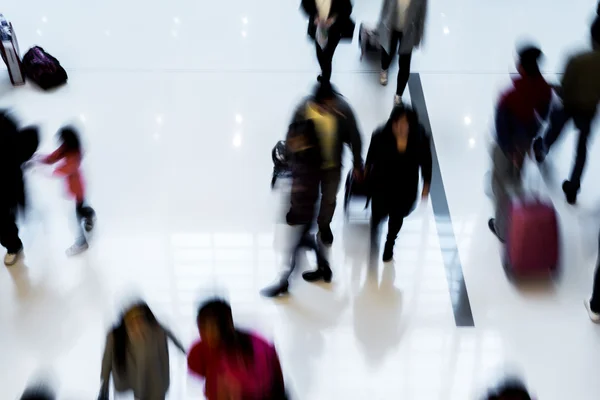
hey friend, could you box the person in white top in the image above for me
[301,0,355,82]
[377,0,428,105]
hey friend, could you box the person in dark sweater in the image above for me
[0,111,39,266]
[488,46,552,243]
[289,81,363,246]
[534,16,600,204]
[261,119,332,297]
[366,104,432,262]
[300,0,355,82]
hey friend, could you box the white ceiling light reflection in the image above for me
[79,114,87,123]
[156,115,164,124]
[242,17,249,25]
[235,114,243,124]
[41,16,48,23]
[241,31,247,38]
[468,138,476,148]
[443,27,450,35]
[105,30,111,37]
[173,17,181,24]
[36,29,43,36]
[233,133,242,147]
[153,132,160,141]
[464,116,472,126]
[171,30,178,38]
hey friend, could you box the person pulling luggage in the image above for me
[533,15,600,204]
[289,81,363,246]
[365,104,432,262]
[488,46,552,243]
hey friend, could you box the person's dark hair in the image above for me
[20,384,55,400]
[112,302,160,372]
[313,81,339,104]
[517,46,543,76]
[58,126,82,153]
[0,110,19,135]
[486,378,532,400]
[591,15,600,46]
[197,298,254,360]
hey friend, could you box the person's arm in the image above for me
[300,0,317,19]
[559,58,576,103]
[164,327,186,354]
[341,103,364,171]
[52,153,80,176]
[364,130,380,176]
[99,333,114,399]
[416,0,429,46]
[419,127,433,198]
[41,146,65,165]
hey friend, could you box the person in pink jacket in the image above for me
[41,126,95,255]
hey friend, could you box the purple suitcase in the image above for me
[504,199,559,278]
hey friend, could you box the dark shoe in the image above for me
[302,264,333,283]
[533,137,546,163]
[488,218,505,243]
[562,180,578,205]
[318,226,334,246]
[260,281,289,298]
[382,241,394,262]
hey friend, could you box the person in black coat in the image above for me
[366,104,432,262]
[0,111,39,266]
[261,120,332,297]
[301,0,355,82]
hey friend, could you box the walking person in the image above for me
[98,302,186,400]
[261,118,332,297]
[188,299,287,399]
[290,81,363,246]
[533,16,600,204]
[39,126,96,255]
[488,46,552,242]
[300,0,355,83]
[377,0,428,105]
[365,104,431,262]
[0,111,39,266]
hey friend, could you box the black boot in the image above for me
[562,180,578,205]
[488,218,506,243]
[302,263,333,283]
[382,240,394,262]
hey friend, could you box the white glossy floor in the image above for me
[1,0,600,399]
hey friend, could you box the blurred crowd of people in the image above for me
[3,0,600,399]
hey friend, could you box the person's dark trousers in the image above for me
[75,201,95,245]
[315,34,341,82]
[317,168,342,231]
[543,104,595,188]
[0,207,23,254]
[590,233,600,313]
[370,198,404,256]
[381,30,413,96]
[282,224,327,283]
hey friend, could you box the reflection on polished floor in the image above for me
[1,0,600,398]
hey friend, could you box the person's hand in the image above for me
[326,17,336,27]
[314,17,321,26]
[421,183,430,199]
[353,167,363,182]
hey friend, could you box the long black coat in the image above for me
[365,121,432,216]
[300,0,355,41]
[0,113,39,210]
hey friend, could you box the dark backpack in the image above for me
[22,46,67,90]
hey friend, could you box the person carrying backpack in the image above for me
[488,46,552,243]
[533,14,600,204]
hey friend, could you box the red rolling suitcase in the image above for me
[504,198,559,278]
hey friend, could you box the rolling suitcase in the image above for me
[0,14,25,86]
[344,169,370,221]
[504,198,559,278]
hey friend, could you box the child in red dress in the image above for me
[40,126,96,255]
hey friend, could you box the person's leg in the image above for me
[317,168,342,245]
[316,34,341,82]
[370,197,387,260]
[396,51,412,97]
[380,30,401,85]
[67,201,90,256]
[587,232,600,321]
[383,210,404,261]
[0,207,23,265]
[541,104,571,152]
[301,229,332,283]
[568,113,594,188]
